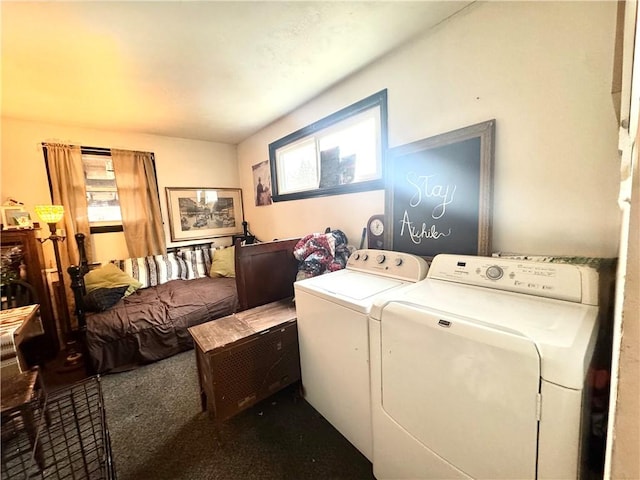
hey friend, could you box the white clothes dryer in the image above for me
[369,254,600,480]
[294,249,428,461]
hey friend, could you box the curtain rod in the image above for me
[41,142,153,157]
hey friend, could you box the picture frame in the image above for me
[165,187,244,242]
[252,160,273,206]
[1,206,33,230]
[385,119,495,259]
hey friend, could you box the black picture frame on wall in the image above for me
[385,119,495,259]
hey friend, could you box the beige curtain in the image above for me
[111,149,166,256]
[43,143,91,334]
[43,143,92,265]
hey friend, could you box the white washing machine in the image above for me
[369,254,600,480]
[294,249,428,461]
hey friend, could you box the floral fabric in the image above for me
[293,230,350,280]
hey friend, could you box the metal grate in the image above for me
[1,376,116,479]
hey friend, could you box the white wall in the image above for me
[0,117,238,263]
[238,1,621,258]
[1,2,622,259]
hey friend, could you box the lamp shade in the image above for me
[35,205,64,224]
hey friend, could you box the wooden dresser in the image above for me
[1,229,57,360]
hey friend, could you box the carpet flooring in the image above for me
[100,350,375,480]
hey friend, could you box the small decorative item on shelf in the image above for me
[0,206,33,230]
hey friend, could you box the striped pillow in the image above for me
[181,249,208,279]
[156,253,190,282]
[203,248,214,277]
[112,253,189,289]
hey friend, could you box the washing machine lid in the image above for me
[295,269,407,314]
[371,280,599,389]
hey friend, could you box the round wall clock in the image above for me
[367,214,386,249]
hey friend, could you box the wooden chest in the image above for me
[188,298,300,422]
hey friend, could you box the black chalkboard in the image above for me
[385,120,495,258]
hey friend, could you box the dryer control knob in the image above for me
[362,254,369,261]
[394,257,403,267]
[486,265,504,280]
[353,253,360,261]
[376,254,386,264]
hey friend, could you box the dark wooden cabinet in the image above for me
[1,229,58,359]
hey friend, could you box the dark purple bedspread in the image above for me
[86,276,238,373]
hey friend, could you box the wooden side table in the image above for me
[188,298,300,422]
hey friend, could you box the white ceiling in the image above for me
[1,1,472,144]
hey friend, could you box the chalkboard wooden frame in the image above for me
[385,119,495,259]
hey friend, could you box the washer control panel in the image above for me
[427,254,598,304]
[347,249,428,282]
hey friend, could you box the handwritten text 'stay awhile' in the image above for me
[400,173,456,244]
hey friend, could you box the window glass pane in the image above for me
[84,155,115,181]
[86,195,122,223]
[269,90,387,202]
[276,139,318,194]
[82,154,122,224]
[318,108,380,182]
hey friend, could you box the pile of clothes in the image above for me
[293,230,351,280]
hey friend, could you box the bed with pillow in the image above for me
[68,235,300,374]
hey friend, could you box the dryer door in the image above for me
[380,301,541,479]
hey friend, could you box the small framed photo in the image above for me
[166,187,244,242]
[1,207,33,230]
[252,160,273,206]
